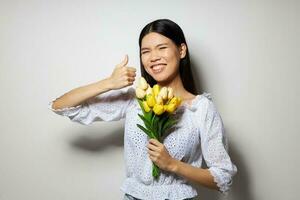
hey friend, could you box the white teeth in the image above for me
[152,64,165,73]
[153,65,161,70]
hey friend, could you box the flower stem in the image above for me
[152,162,160,179]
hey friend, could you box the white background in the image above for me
[0,0,299,199]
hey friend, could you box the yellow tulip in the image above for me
[155,95,163,105]
[169,97,182,108]
[146,94,156,107]
[176,97,182,107]
[142,101,151,112]
[165,103,177,113]
[159,87,168,100]
[138,77,148,90]
[153,104,165,115]
[146,84,153,95]
[136,87,146,99]
[164,105,168,111]
[153,84,160,97]
[167,87,174,99]
[169,97,178,105]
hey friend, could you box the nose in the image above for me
[150,51,161,62]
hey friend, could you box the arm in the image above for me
[147,96,237,193]
[49,55,137,124]
[168,98,236,192]
[196,97,237,193]
[147,139,218,190]
[51,54,136,110]
[169,160,218,190]
[51,78,113,110]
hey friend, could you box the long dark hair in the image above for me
[138,19,197,95]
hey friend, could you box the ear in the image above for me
[179,43,187,59]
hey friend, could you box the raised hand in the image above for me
[108,55,137,90]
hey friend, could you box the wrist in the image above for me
[101,77,114,90]
[168,158,180,173]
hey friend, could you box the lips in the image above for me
[150,63,166,68]
[151,64,166,74]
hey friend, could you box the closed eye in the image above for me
[141,51,149,54]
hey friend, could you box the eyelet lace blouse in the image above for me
[48,86,237,200]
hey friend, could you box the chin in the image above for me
[146,69,174,84]
[152,74,172,84]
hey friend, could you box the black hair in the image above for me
[138,19,197,94]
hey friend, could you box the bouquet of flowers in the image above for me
[135,77,182,179]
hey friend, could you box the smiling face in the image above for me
[140,32,186,85]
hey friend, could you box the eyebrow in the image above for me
[141,43,168,51]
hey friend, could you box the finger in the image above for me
[147,143,160,151]
[127,77,135,83]
[149,155,155,162]
[149,139,161,146]
[126,66,136,72]
[148,149,159,157]
[126,70,136,77]
[118,54,128,67]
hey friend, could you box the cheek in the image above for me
[141,63,149,75]
[165,52,179,66]
[141,55,148,66]
[141,57,151,73]
[164,50,178,60]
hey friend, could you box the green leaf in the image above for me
[137,124,157,139]
[158,114,170,138]
[136,98,146,116]
[152,162,160,179]
[138,113,152,130]
[148,114,161,139]
[137,124,152,138]
[144,109,153,122]
[138,114,158,139]
[137,98,153,122]
[157,120,163,138]
[162,118,178,133]
[151,114,156,127]
[154,116,160,128]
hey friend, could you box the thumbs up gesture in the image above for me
[108,55,137,90]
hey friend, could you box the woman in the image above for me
[49,19,237,200]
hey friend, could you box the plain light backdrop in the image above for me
[0,0,299,200]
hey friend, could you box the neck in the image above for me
[157,73,187,97]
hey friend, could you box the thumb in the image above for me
[117,54,129,67]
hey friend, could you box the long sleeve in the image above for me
[48,87,135,125]
[200,95,237,193]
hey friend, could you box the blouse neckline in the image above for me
[178,94,202,112]
[179,92,212,112]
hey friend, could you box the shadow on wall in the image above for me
[190,56,219,199]
[191,58,254,200]
[227,137,254,200]
[70,125,124,151]
[189,59,205,95]
[193,139,254,200]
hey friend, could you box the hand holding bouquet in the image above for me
[135,77,182,179]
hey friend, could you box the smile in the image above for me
[150,64,166,74]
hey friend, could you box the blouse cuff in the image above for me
[48,99,82,117]
[208,167,233,194]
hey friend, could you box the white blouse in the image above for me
[48,86,237,200]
